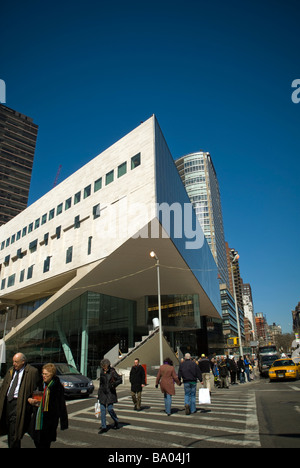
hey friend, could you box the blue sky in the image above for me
[1,0,299,333]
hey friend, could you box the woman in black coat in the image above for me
[28,363,68,448]
[97,359,122,434]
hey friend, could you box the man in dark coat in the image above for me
[129,358,145,411]
[178,353,202,414]
[97,359,122,434]
[0,352,39,448]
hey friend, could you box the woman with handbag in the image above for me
[98,359,122,434]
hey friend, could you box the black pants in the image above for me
[6,398,21,448]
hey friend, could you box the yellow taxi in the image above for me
[269,358,300,381]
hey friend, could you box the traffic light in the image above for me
[227,337,239,347]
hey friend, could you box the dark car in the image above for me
[31,362,94,398]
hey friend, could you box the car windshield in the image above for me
[273,360,295,367]
[55,364,81,375]
[262,356,277,364]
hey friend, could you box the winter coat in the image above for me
[218,361,229,377]
[0,364,39,440]
[178,359,202,383]
[29,375,68,444]
[156,364,180,396]
[129,365,146,393]
[97,367,122,405]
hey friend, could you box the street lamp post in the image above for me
[150,251,163,366]
[230,250,243,357]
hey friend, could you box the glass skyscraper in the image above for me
[175,151,230,287]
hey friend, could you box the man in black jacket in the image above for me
[129,358,145,411]
[178,354,202,414]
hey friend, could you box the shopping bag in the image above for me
[199,388,211,405]
[95,401,101,418]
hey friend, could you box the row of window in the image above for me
[0,236,94,290]
[0,152,141,252]
[1,203,101,268]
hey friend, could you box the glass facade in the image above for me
[6,292,136,379]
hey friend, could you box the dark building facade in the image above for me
[0,104,38,225]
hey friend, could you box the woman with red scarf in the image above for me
[28,363,68,448]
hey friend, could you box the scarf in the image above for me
[35,379,54,431]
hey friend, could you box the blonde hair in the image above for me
[42,363,57,378]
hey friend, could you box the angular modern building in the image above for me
[0,104,38,225]
[0,116,222,376]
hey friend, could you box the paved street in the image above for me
[1,375,300,450]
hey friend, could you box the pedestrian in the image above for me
[129,358,146,411]
[229,357,238,385]
[178,353,202,414]
[98,358,122,434]
[198,354,212,393]
[237,356,246,383]
[155,358,181,416]
[28,363,68,448]
[0,352,39,448]
[218,357,229,388]
[244,355,251,382]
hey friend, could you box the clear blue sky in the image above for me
[2,0,300,333]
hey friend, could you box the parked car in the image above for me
[31,362,94,397]
[268,358,300,381]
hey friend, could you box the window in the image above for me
[1,279,6,290]
[11,234,15,244]
[41,213,47,225]
[56,226,61,239]
[16,231,21,241]
[44,233,49,246]
[34,218,40,229]
[20,269,25,283]
[74,191,81,205]
[105,170,114,186]
[84,184,91,199]
[29,239,38,253]
[93,204,100,219]
[17,248,23,259]
[22,227,27,237]
[28,223,33,233]
[131,153,141,169]
[7,274,15,288]
[74,215,80,229]
[66,246,73,264]
[4,255,10,266]
[88,236,92,255]
[56,203,63,215]
[65,197,72,210]
[27,265,34,279]
[43,256,51,273]
[49,208,55,220]
[94,177,102,192]
[118,162,127,178]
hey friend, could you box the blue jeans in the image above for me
[184,382,197,413]
[100,403,118,428]
[164,393,172,415]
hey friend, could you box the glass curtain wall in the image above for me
[5,291,136,379]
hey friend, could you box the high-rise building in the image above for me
[292,302,300,331]
[175,152,229,286]
[242,281,257,341]
[0,104,38,225]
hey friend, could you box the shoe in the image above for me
[98,427,108,434]
[113,421,119,430]
[185,404,190,415]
